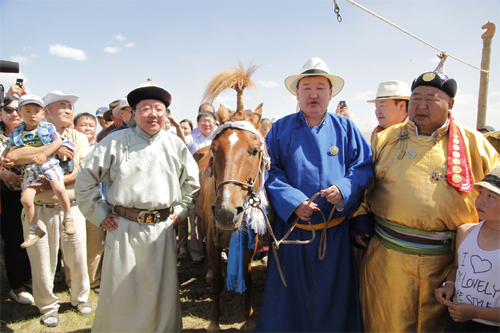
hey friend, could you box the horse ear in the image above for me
[218,104,231,124]
[249,103,263,129]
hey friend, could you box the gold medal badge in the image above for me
[330,146,339,156]
[423,72,436,81]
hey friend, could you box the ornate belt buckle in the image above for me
[137,210,160,224]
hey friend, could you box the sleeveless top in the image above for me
[455,221,500,326]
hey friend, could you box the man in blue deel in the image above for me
[255,57,373,332]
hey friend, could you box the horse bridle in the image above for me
[210,126,265,247]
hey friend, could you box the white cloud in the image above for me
[30,53,39,58]
[48,44,87,61]
[22,46,31,51]
[10,55,30,65]
[352,91,374,101]
[215,96,236,103]
[114,33,126,41]
[124,42,135,48]
[258,80,279,88]
[104,46,121,53]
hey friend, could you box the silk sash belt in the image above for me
[296,216,345,230]
[374,215,455,255]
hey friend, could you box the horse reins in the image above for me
[210,126,341,287]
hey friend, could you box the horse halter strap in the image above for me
[211,125,266,200]
[210,125,266,247]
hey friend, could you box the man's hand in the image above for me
[446,300,476,322]
[320,185,343,205]
[335,102,350,119]
[57,146,74,160]
[172,211,181,229]
[1,157,15,168]
[435,283,455,305]
[101,213,120,230]
[168,115,180,128]
[294,200,320,221]
[354,234,371,247]
[33,152,47,166]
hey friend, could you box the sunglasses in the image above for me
[2,107,18,114]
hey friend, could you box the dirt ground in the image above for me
[178,256,268,332]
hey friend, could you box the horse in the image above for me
[194,103,266,331]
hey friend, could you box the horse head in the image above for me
[482,21,496,39]
[210,103,264,231]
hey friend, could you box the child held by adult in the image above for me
[435,165,500,332]
[1,94,75,248]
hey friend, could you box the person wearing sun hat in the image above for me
[95,106,112,130]
[5,90,92,326]
[368,80,410,142]
[255,57,373,332]
[75,80,200,332]
[109,97,133,134]
[351,60,500,332]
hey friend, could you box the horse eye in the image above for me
[252,148,259,156]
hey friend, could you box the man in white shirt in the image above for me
[183,111,217,265]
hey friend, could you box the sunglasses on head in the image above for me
[2,107,18,114]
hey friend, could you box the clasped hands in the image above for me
[294,185,342,221]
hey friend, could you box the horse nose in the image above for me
[211,204,244,231]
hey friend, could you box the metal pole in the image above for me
[477,22,496,130]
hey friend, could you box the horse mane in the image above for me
[203,60,260,112]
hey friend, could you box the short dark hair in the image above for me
[198,102,215,113]
[180,119,193,131]
[297,75,332,90]
[197,111,217,123]
[393,99,408,113]
[74,112,97,126]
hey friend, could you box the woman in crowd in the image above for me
[0,95,33,304]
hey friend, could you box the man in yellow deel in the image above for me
[351,62,500,332]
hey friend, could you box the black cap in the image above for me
[411,71,457,98]
[127,86,172,109]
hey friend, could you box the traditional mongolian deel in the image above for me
[255,111,373,332]
[355,120,500,332]
[75,126,200,332]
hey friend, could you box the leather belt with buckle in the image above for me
[114,205,172,224]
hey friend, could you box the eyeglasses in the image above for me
[138,105,166,115]
[199,119,215,125]
[2,107,18,114]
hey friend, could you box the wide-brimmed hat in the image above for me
[127,80,172,109]
[284,57,344,97]
[43,90,79,107]
[367,80,410,103]
[18,94,44,108]
[95,106,109,118]
[474,165,500,195]
[104,100,120,121]
[112,97,130,119]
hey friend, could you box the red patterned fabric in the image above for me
[447,116,473,192]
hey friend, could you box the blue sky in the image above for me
[1,0,499,133]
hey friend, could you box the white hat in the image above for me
[284,57,344,97]
[43,90,79,107]
[112,97,130,119]
[367,80,410,103]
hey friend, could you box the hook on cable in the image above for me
[333,0,342,22]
